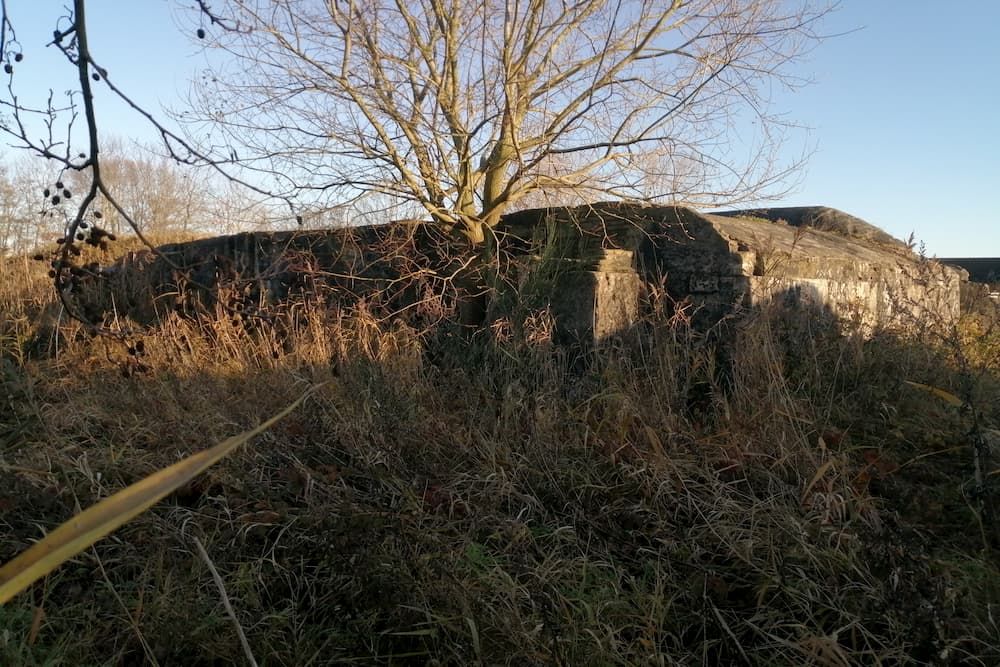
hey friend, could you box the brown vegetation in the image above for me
[1,235,999,665]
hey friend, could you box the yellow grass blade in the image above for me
[903,381,965,408]
[0,383,325,605]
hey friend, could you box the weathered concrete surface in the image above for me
[500,202,963,339]
[712,206,907,249]
[105,221,466,325]
[102,202,963,343]
[519,249,642,342]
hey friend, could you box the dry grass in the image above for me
[1,243,999,666]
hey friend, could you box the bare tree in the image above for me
[0,164,26,255]
[0,160,38,254]
[0,0,831,330]
[186,0,830,243]
[66,138,213,236]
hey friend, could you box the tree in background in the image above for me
[187,0,829,243]
[0,159,49,255]
[0,141,225,254]
[63,138,224,237]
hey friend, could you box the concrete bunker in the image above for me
[100,203,963,343]
[498,203,962,341]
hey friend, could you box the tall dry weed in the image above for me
[1,245,998,665]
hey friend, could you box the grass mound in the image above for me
[1,248,999,665]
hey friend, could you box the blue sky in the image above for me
[1,1,997,257]
[763,2,1000,258]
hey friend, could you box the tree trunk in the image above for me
[462,217,487,245]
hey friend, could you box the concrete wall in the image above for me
[104,202,963,344]
[500,203,963,341]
